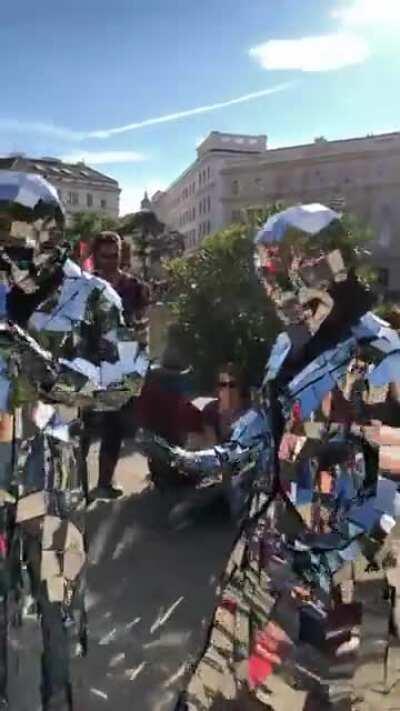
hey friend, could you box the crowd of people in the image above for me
[73,229,252,504]
[1,169,400,710]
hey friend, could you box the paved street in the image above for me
[9,443,234,710]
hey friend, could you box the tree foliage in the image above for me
[166,223,280,391]
[165,208,376,391]
[120,212,184,280]
[65,211,119,244]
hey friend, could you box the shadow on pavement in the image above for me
[74,481,235,711]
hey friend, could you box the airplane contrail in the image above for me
[86,82,296,139]
[0,82,295,146]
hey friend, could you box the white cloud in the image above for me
[249,33,369,72]
[59,150,147,165]
[0,118,83,141]
[333,0,400,26]
[119,180,167,216]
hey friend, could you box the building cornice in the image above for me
[222,144,400,175]
[49,177,120,193]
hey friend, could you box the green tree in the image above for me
[65,211,119,244]
[166,223,280,391]
[166,208,376,391]
[120,211,184,280]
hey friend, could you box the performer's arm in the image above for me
[139,407,272,478]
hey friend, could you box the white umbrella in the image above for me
[255,203,341,245]
[0,170,62,212]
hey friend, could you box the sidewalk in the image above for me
[10,443,234,710]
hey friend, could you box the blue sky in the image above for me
[1,0,400,213]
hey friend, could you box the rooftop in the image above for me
[152,131,268,197]
[196,131,267,158]
[0,155,119,187]
[221,130,400,172]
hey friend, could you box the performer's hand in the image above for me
[252,621,292,666]
[135,429,177,466]
[248,621,292,689]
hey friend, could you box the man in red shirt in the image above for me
[84,231,150,499]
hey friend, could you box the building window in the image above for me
[67,191,79,206]
[232,210,241,223]
[100,198,107,209]
[207,195,211,212]
[377,268,389,287]
[86,193,93,207]
[207,166,210,180]
[207,220,211,235]
[199,172,202,187]
[199,201,202,215]
[378,204,393,248]
[232,180,239,196]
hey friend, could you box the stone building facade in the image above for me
[153,131,400,295]
[151,132,267,253]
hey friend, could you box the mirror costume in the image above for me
[0,170,148,709]
[161,205,400,710]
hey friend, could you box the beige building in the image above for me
[0,155,120,224]
[153,130,400,296]
[151,132,267,253]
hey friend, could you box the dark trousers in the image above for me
[81,399,137,489]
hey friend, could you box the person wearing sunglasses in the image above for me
[166,363,253,529]
[202,363,251,446]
